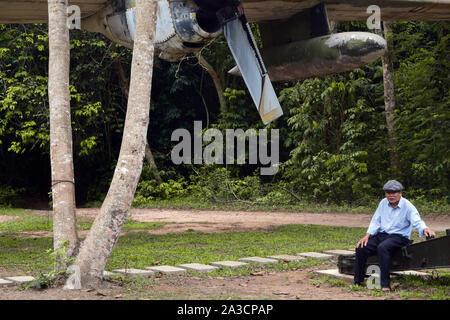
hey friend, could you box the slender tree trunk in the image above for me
[144,142,163,184]
[47,0,79,266]
[197,52,227,112]
[67,0,158,288]
[377,22,401,178]
[114,57,162,183]
[114,58,130,97]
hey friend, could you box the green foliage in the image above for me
[0,21,448,207]
[391,22,450,198]
[280,71,382,203]
[134,179,189,204]
[0,185,24,206]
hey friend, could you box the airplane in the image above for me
[1,0,449,124]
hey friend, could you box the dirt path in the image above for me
[31,208,450,234]
[0,267,394,300]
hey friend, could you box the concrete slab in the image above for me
[177,263,218,273]
[146,266,187,275]
[267,254,306,262]
[315,269,354,280]
[392,270,429,277]
[0,279,14,287]
[103,271,119,279]
[314,268,428,282]
[238,257,279,264]
[210,261,249,268]
[323,249,355,255]
[297,252,333,260]
[4,276,35,284]
[112,268,154,277]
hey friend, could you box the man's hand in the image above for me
[424,228,436,238]
[356,234,371,248]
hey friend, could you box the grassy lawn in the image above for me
[0,223,358,275]
[106,224,358,272]
[0,207,448,299]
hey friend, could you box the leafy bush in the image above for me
[0,185,24,206]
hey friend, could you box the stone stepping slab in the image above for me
[146,266,187,275]
[315,269,354,280]
[316,268,429,282]
[297,252,333,260]
[112,268,154,277]
[177,263,218,273]
[392,270,429,276]
[322,249,355,256]
[0,278,15,287]
[4,276,36,284]
[316,269,381,280]
[103,271,120,279]
[210,261,249,269]
[267,254,306,262]
[238,257,279,264]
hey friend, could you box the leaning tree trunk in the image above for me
[144,142,163,184]
[48,0,79,267]
[377,22,401,178]
[66,0,158,288]
[197,52,226,112]
[114,57,162,184]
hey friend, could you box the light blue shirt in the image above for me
[367,197,428,239]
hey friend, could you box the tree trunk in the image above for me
[197,52,227,112]
[47,0,79,267]
[377,22,401,178]
[145,142,163,184]
[114,57,162,184]
[114,58,130,98]
[67,0,158,288]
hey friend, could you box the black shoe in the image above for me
[351,281,363,286]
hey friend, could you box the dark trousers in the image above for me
[354,232,410,288]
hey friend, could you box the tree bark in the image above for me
[114,57,162,184]
[197,52,227,112]
[47,0,79,267]
[377,22,401,178]
[67,0,158,288]
[145,142,163,184]
[114,58,130,98]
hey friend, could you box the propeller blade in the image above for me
[217,4,283,124]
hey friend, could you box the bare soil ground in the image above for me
[0,267,393,300]
[1,208,449,300]
[30,208,450,235]
[0,215,18,223]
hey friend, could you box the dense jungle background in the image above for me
[0,21,448,211]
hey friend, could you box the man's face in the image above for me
[385,191,402,205]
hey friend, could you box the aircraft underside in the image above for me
[1,0,449,123]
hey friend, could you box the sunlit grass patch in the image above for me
[106,224,362,272]
[395,273,450,300]
[0,210,167,233]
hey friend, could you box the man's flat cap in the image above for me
[383,180,403,192]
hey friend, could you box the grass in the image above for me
[395,271,450,300]
[85,196,450,215]
[0,223,360,276]
[105,224,361,272]
[0,209,167,232]
[0,206,448,299]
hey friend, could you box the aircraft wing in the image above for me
[1,0,450,24]
[0,0,108,24]
[245,0,450,22]
[1,0,448,124]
